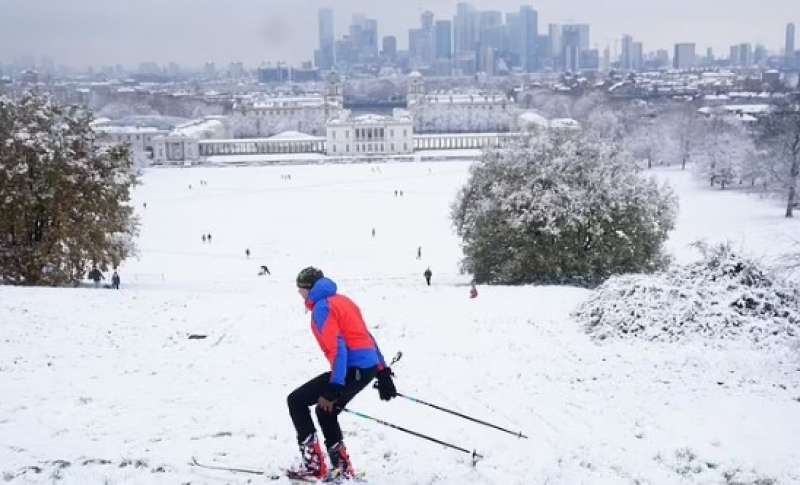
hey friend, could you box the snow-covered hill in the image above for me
[1,163,799,484]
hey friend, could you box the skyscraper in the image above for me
[548,24,561,68]
[318,8,335,70]
[621,34,633,70]
[674,43,696,70]
[562,26,582,72]
[435,20,453,59]
[454,2,476,54]
[382,36,397,60]
[787,23,796,66]
[519,6,539,72]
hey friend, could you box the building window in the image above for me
[333,145,337,153]
[345,130,349,139]
[403,143,408,151]
[346,144,350,152]
[391,143,395,151]
[390,129,394,137]
[403,130,407,137]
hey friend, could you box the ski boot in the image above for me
[287,433,328,481]
[324,441,355,482]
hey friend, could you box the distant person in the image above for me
[207,233,212,243]
[143,202,147,209]
[111,271,121,290]
[394,190,398,197]
[189,184,192,190]
[88,266,104,288]
[371,228,376,238]
[417,246,422,260]
[246,248,251,259]
[469,283,478,299]
[259,265,271,276]
[399,190,404,196]
[202,234,207,243]
[423,267,432,286]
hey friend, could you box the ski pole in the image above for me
[379,352,527,439]
[342,408,483,466]
[395,393,528,439]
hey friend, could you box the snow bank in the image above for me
[575,243,800,346]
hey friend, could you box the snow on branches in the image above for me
[576,242,800,346]
[451,130,677,286]
[0,93,139,286]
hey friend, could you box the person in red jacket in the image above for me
[286,267,397,481]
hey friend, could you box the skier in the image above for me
[246,248,251,259]
[111,270,121,290]
[88,266,104,288]
[207,233,212,243]
[423,267,432,286]
[469,283,478,299]
[416,246,422,260]
[258,265,271,276]
[286,267,397,481]
[202,234,207,243]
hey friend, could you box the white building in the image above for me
[94,124,170,168]
[152,117,228,164]
[406,71,515,133]
[326,110,414,156]
[229,72,344,138]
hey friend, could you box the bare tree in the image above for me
[757,106,800,217]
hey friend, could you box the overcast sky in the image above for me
[0,0,796,68]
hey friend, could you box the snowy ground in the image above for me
[1,163,799,484]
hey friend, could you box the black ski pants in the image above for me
[287,366,377,448]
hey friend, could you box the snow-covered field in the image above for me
[2,163,799,484]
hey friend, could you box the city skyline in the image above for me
[0,0,797,68]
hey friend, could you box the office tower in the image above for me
[318,8,335,70]
[436,20,453,59]
[673,43,696,69]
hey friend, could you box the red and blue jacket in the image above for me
[305,277,386,386]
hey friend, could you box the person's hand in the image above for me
[376,367,397,401]
[319,383,344,413]
[317,396,335,413]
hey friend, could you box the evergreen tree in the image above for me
[452,130,677,286]
[0,93,139,285]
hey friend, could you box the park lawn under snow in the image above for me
[1,162,799,484]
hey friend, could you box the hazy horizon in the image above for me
[0,0,796,68]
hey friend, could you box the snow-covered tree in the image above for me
[694,115,756,189]
[756,105,800,217]
[0,93,139,286]
[451,130,678,286]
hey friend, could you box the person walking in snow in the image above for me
[286,267,397,481]
[417,246,422,260]
[371,228,376,238]
[469,283,478,299]
[423,267,432,286]
[201,234,207,243]
[246,248,251,259]
[88,266,104,288]
[111,270,121,290]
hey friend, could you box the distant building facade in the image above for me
[326,110,414,156]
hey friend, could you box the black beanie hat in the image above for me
[296,266,324,289]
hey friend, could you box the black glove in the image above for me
[376,367,397,401]
[322,383,344,402]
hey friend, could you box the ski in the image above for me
[189,456,281,480]
[190,457,365,482]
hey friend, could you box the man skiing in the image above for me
[423,267,432,286]
[286,267,397,481]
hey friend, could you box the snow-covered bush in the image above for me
[451,130,677,286]
[576,242,800,345]
[0,93,139,286]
